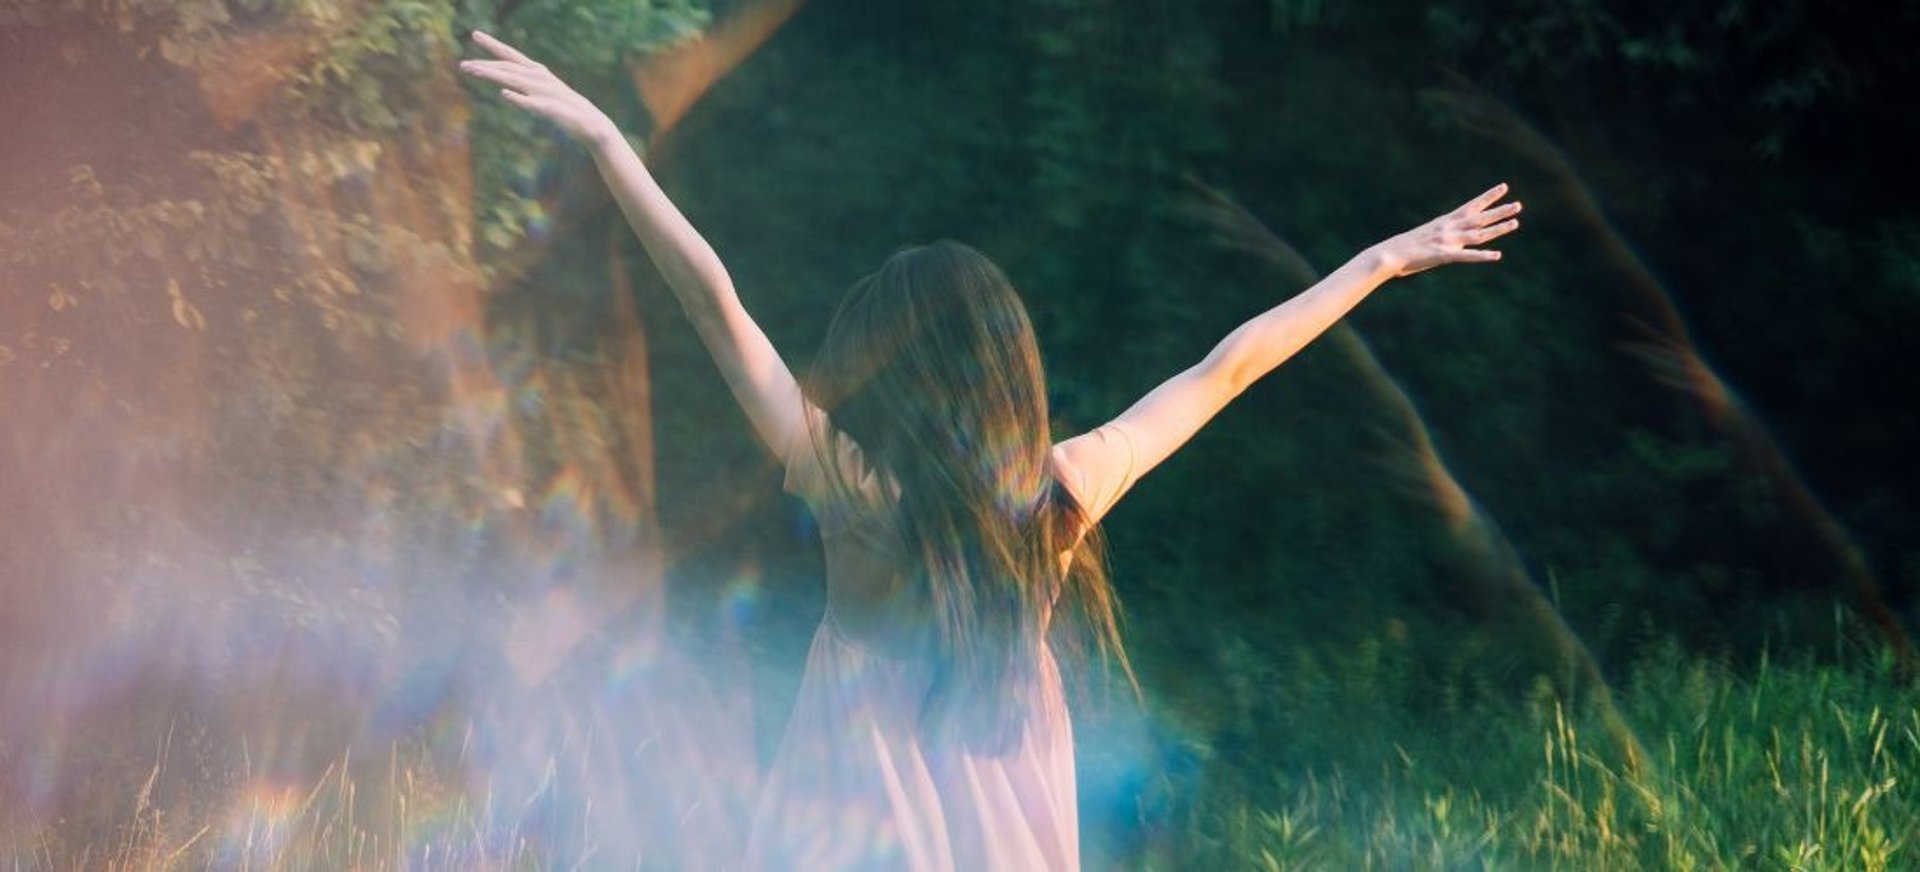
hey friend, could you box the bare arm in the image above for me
[461,31,806,456]
[1055,184,1523,522]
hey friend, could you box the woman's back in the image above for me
[742,407,1137,871]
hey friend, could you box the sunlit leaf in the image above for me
[167,278,207,330]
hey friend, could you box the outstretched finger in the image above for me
[460,60,547,92]
[499,89,542,110]
[1456,248,1503,263]
[472,30,536,65]
[1469,218,1520,244]
[1471,200,1523,227]
[1461,182,1510,214]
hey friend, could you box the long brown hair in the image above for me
[805,241,1132,751]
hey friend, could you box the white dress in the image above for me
[742,407,1137,871]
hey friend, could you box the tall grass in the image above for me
[1170,642,1917,870]
[5,644,1914,869]
[2,736,551,871]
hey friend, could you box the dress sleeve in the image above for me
[782,402,892,534]
[1048,421,1139,524]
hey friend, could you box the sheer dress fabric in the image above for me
[741,406,1136,871]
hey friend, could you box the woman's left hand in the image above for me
[459,31,620,149]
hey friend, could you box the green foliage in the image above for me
[452,0,709,253]
[291,2,459,131]
[474,0,707,72]
[1163,644,1919,869]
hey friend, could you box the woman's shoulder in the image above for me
[1049,421,1138,522]
[783,404,901,533]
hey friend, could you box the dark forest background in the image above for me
[3,0,1917,866]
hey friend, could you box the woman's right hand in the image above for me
[1372,183,1523,277]
[459,31,621,150]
